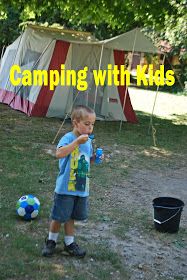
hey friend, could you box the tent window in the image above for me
[21,49,41,66]
[13,49,41,96]
[131,53,141,70]
[72,85,104,117]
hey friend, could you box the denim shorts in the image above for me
[50,193,88,223]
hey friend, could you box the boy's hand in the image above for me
[76,134,88,145]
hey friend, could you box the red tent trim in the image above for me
[113,50,138,123]
[31,40,70,116]
[0,88,34,115]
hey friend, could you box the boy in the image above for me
[42,105,96,258]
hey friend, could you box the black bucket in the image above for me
[152,197,184,233]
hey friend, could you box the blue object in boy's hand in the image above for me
[95,148,103,164]
[89,134,95,140]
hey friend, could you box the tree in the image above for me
[0,6,22,51]
[0,0,186,85]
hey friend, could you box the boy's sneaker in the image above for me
[42,239,56,257]
[64,242,86,258]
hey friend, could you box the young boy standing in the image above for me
[42,105,96,258]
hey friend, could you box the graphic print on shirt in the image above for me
[68,146,89,192]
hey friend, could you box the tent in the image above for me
[0,25,158,123]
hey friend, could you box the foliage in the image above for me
[0,1,186,40]
[0,1,186,87]
[0,6,22,50]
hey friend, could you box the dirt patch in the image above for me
[75,145,187,280]
[43,144,56,157]
[41,142,187,279]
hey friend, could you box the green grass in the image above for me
[0,103,186,279]
[130,81,187,96]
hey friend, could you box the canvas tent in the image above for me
[101,28,158,53]
[0,25,158,123]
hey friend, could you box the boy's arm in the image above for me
[56,140,78,158]
[56,134,88,159]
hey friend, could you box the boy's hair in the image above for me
[71,105,95,122]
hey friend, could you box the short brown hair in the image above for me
[71,105,95,122]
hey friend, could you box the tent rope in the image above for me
[149,54,166,146]
[152,124,157,147]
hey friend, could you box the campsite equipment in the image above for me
[95,148,103,164]
[0,25,158,122]
[152,197,184,233]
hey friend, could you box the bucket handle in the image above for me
[154,208,182,225]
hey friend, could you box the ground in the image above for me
[70,146,187,280]
[1,88,187,280]
[42,146,187,280]
[43,88,187,280]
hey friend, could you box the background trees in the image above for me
[0,0,186,87]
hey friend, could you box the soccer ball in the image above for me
[16,194,40,220]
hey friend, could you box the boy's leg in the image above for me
[64,219,86,258]
[64,219,75,245]
[49,220,61,242]
[42,220,61,257]
[50,220,61,232]
[63,197,87,258]
[42,193,75,257]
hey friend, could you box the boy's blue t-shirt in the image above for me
[55,132,93,197]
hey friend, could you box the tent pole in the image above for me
[52,113,69,144]
[0,45,6,62]
[52,88,81,144]
[93,43,104,111]
[148,54,166,145]
[119,28,138,132]
[52,44,105,144]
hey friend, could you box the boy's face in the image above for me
[74,113,96,135]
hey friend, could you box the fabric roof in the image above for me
[27,24,98,43]
[27,25,159,53]
[102,28,159,53]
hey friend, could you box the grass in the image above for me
[0,103,187,279]
[130,80,187,96]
